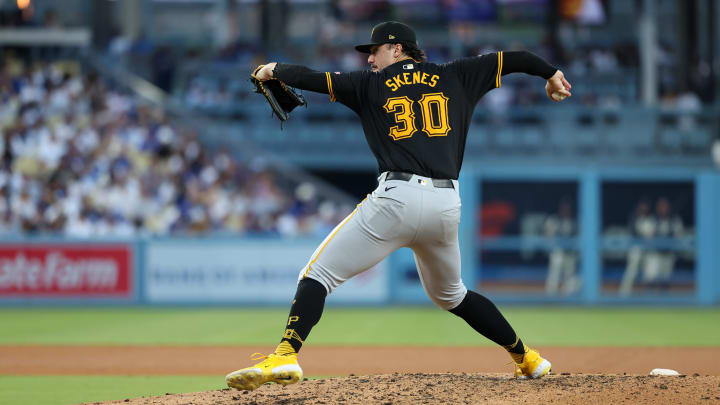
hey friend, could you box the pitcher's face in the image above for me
[368,44,400,72]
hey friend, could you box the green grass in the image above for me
[0,375,225,405]
[0,307,718,346]
[0,307,718,404]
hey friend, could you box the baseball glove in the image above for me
[251,65,306,122]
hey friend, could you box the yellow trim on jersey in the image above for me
[302,197,366,278]
[496,51,503,88]
[325,72,336,102]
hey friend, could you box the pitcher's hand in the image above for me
[252,63,277,81]
[545,70,572,101]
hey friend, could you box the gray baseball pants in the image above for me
[298,172,466,310]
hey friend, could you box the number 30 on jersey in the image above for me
[383,92,451,141]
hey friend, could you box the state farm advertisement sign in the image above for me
[0,244,133,298]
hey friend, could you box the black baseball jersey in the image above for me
[325,52,503,180]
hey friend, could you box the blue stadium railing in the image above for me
[191,101,718,170]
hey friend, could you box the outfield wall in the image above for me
[1,168,719,306]
[0,238,388,306]
[0,235,717,306]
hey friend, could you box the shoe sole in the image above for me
[273,369,302,385]
[226,369,264,391]
[226,366,302,391]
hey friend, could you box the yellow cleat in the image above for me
[226,352,303,391]
[514,347,551,379]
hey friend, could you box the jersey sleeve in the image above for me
[273,63,331,93]
[325,70,370,112]
[448,52,503,103]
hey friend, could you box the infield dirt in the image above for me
[2,345,719,404]
[99,373,720,405]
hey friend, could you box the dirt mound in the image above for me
[96,373,720,405]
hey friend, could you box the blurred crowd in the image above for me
[172,40,642,118]
[0,59,352,237]
[170,32,707,117]
[1,0,713,113]
[77,0,715,119]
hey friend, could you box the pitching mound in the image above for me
[97,373,720,405]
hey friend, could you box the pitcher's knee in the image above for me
[298,264,338,294]
[428,285,468,310]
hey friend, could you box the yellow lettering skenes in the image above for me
[385,73,440,91]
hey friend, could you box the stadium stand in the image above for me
[0,59,352,237]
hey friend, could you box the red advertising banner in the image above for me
[0,244,133,297]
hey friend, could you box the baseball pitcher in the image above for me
[227,21,572,390]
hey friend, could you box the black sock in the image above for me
[449,290,524,354]
[278,277,327,354]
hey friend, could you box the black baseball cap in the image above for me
[355,21,417,54]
